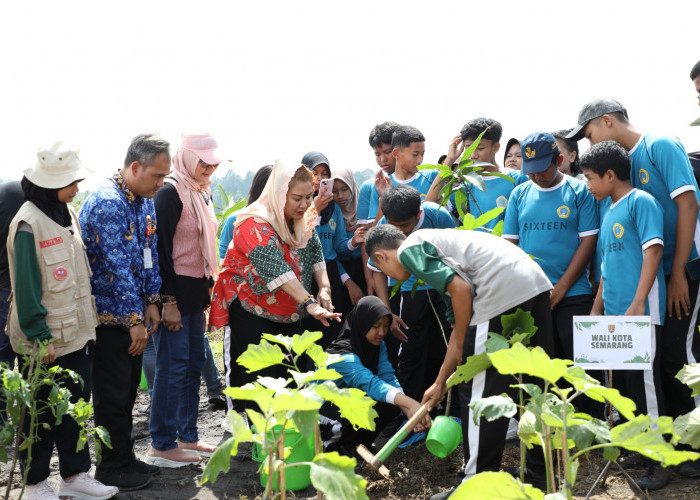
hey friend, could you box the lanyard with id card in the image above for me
[143,215,156,269]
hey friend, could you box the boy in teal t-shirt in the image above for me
[503,132,599,373]
[428,117,528,230]
[580,141,667,489]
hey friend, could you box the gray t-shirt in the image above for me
[397,229,552,326]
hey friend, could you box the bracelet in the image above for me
[299,295,317,311]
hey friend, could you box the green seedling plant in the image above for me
[673,362,700,450]
[445,320,700,499]
[212,185,247,239]
[0,341,110,500]
[418,127,513,236]
[201,330,378,500]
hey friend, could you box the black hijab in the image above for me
[326,296,393,374]
[21,176,72,228]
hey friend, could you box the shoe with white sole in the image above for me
[177,439,217,458]
[58,472,119,500]
[144,446,202,467]
[24,480,59,500]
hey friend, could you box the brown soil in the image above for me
[2,384,699,499]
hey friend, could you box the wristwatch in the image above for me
[299,295,317,312]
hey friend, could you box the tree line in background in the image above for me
[2,168,376,215]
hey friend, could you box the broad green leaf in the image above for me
[485,332,510,353]
[217,185,230,210]
[292,330,323,356]
[489,344,571,385]
[501,309,537,340]
[389,280,403,299]
[610,415,700,466]
[470,395,517,424]
[544,492,567,500]
[256,376,290,391]
[270,388,324,413]
[225,384,274,412]
[246,409,269,436]
[314,382,378,430]
[458,129,490,167]
[227,410,253,443]
[260,333,294,351]
[471,206,505,229]
[567,417,610,450]
[200,437,235,484]
[676,363,700,397]
[289,367,342,387]
[464,172,486,192]
[490,220,505,237]
[289,409,319,439]
[455,189,468,219]
[304,344,344,368]
[447,353,491,388]
[674,407,700,448]
[460,212,480,231]
[418,163,443,171]
[481,171,517,183]
[566,381,636,422]
[310,452,368,500]
[237,340,285,373]
[603,446,620,462]
[450,471,544,499]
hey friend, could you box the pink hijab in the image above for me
[235,160,317,249]
[166,148,219,278]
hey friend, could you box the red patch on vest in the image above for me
[40,237,63,248]
[54,266,68,281]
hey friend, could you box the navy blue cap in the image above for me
[520,132,559,175]
[301,151,330,170]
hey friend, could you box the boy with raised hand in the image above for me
[367,185,455,401]
[358,122,401,297]
[567,100,700,466]
[357,122,401,227]
[365,225,552,492]
[428,118,528,230]
[580,141,669,490]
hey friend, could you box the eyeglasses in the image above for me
[198,160,218,170]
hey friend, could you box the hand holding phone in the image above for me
[319,178,333,198]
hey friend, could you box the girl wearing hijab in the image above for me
[332,169,368,305]
[6,142,118,500]
[320,297,429,453]
[146,134,223,467]
[210,160,341,399]
[302,153,365,347]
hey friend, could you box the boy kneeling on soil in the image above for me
[365,225,554,495]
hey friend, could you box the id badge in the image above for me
[143,247,153,269]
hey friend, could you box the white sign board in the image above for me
[573,316,652,370]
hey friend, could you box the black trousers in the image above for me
[19,344,92,484]
[611,325,665,419]
[659,273,700,418]
[459,291,552,477]
[397,289,451,402]
[552,294,605,419]
[226,300,304,410]
[93,325,142,470]
[383,293,402,369]
[319,400,400,452]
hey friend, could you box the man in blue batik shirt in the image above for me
[80,134,171,492]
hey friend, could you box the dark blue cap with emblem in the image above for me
[520,132,560,175]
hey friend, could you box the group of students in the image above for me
[1,62,700,500]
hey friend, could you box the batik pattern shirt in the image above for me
[210,217,325,327]
[80,172,161,327]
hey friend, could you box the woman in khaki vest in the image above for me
[6,142,118,500]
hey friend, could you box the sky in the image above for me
[1,0,699,190]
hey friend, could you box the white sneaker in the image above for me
[24,480,59,500]
[58,472,119,500]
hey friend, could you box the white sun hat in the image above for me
[24,141,92,189]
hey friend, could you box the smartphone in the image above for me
[319,178,333,197]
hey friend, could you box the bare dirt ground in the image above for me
[3,389,700,500]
